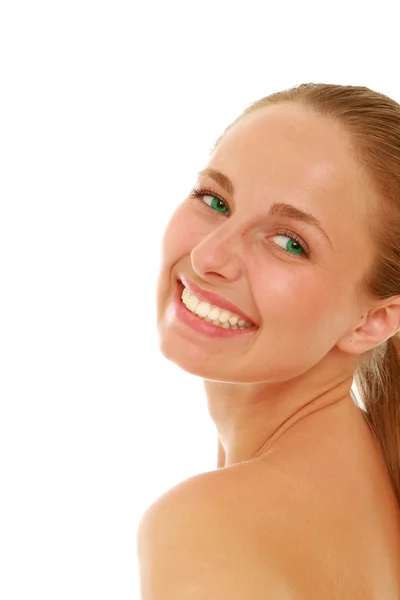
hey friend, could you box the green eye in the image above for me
[191,186,229,215]
[202,194,229,214]
[273,234,306,256]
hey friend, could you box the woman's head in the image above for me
[157,87,400,384]
[156,83,400,501]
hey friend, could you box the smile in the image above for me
[181,286,255,330]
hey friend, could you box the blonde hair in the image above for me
[212,83,400,505]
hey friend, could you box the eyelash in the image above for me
[190,185,311,259]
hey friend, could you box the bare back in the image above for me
[213,405,400,598]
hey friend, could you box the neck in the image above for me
[204,360,360,468]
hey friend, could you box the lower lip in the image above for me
[171,282,259,338]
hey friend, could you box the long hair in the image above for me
[213,83,400,505]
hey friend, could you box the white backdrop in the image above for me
[0,1,398,598]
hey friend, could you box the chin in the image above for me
[157,338,253,383]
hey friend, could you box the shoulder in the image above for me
[136,466,292,599]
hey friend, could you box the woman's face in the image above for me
[156,103,374,383]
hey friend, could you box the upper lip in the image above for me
[179,276,257,325]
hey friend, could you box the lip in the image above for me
[172,282,258,338]
[179,276,257,325]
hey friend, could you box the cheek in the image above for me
[161,203,204,259]
[161,205,187,257]
[254,269,341,333]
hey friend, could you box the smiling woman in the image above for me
[137,83,400,599]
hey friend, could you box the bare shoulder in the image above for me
[137,450,400,599]
[136,467,293,599]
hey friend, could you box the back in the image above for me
[213,413,400,598]
[138,405,400,599]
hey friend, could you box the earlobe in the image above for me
[336,333,370,356]
[340,297,400,356]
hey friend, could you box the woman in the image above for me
[137,83,400,599]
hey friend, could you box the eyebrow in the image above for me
[197,167,333,249]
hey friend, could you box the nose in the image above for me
[190,222,252,283]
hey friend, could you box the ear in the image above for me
[336,295,400,356]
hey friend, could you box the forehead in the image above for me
[213,104,358,189]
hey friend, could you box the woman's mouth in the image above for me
[171,280,259,339]
[180,285,255,330]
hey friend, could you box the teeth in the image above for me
[208,307,220,321]
[218,310,231,324]
[186,295,198,311]
[180,286,255,329]
[195,302,211,318]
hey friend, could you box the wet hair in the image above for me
[212,83,400,506]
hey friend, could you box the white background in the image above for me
[0,1,398,598]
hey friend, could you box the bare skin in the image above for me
[200,398,400,597]
[154,104,400,595]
